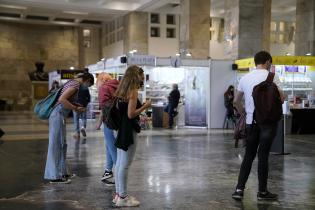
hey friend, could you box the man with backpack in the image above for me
[232,51,284,201]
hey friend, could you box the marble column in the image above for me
[224,0,271,59]
[123,12,149,54]
[179,0,210,58]
[295,0,315,55]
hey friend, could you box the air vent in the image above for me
[0,12,21,18]
[80,19,101,25]
[54,17,75,23]
[26,15,49,21]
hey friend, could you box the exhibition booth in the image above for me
[235,56,315,136]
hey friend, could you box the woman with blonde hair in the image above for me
[95,73,113,130]
[98,73,119,185]
[113,65,151,207]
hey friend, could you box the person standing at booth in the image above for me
[232,51,284,201]
[165,84,180,129]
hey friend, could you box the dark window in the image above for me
[151,13,160,24]
[151,27,160,37]
[166,28,176,38]
[167,14,175,25]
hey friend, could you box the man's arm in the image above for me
[233,90,244,114]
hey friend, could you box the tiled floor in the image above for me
[0,112,315,210]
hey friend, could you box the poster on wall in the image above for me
[185,69,207,127]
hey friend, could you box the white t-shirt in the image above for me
[237,69,282,124]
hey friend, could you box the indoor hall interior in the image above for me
[1,0,315,209]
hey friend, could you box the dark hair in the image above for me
[254,51,272,66]
[76,72,94,86]
[224,85,234,96]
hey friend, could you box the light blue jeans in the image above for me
[73,110,87,133]
[44,104,70,180]
[115,132,137,197]
[103,125,117,171]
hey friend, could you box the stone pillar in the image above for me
[295,0,315,55]
[124,12,148,54]
[224,0,271,59]
[179,0,210,58]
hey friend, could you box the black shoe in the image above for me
[101,170,113,181]
[257,191,278,201]
[63,174,76,179]
[49,178,71,184]
[102,178,115,186]
[232,190,244,201]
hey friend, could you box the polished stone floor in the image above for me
[0,112,315,210]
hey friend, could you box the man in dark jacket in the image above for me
[73,85,91,140]
[165,84,180,129]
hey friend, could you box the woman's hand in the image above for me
[76,106,86,112]
[143,99,152,109]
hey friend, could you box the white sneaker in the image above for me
[112,194,119,204]
[115,195,140,207]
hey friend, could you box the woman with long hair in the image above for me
[98,73,119,185]
[113,65,151,207]
[224,85,235,123]
[44,72,94,184]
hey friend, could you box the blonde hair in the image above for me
[96,72,112,88]
[115,65,141,100]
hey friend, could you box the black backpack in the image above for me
[102,98,121,130]
[252,72,282,124]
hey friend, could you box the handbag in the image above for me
[34,87,63,120]
[234,112,246,148]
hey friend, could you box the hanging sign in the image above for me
[128,55,156,66]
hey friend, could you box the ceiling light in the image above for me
[186,52,192,57]
[63,11,89,15]
[70,66,75,70]
[285,53,291,56]
[176,53,180,56]
[0,4,27,10]
[306,53,312,56]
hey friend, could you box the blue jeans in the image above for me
[115,132,137,197]
[44,104,70,180]
[103,125,117,171]
[73,110,87,133]
[165,104,177,127]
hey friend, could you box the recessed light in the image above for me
[63,11,89,15]
[0,4,27,10]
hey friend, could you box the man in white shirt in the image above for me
[232,51,284,201]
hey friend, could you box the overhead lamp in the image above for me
[63,11,89,15]
[101,58,105,61]
[70,66,75,70]
[306,53,312,56]
[175,53,180,56]
[186,52,192,57]
[129,49,137,54]
[285,53,291,56]
[0,4,27,10]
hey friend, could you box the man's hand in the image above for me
[233,90,245,114]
